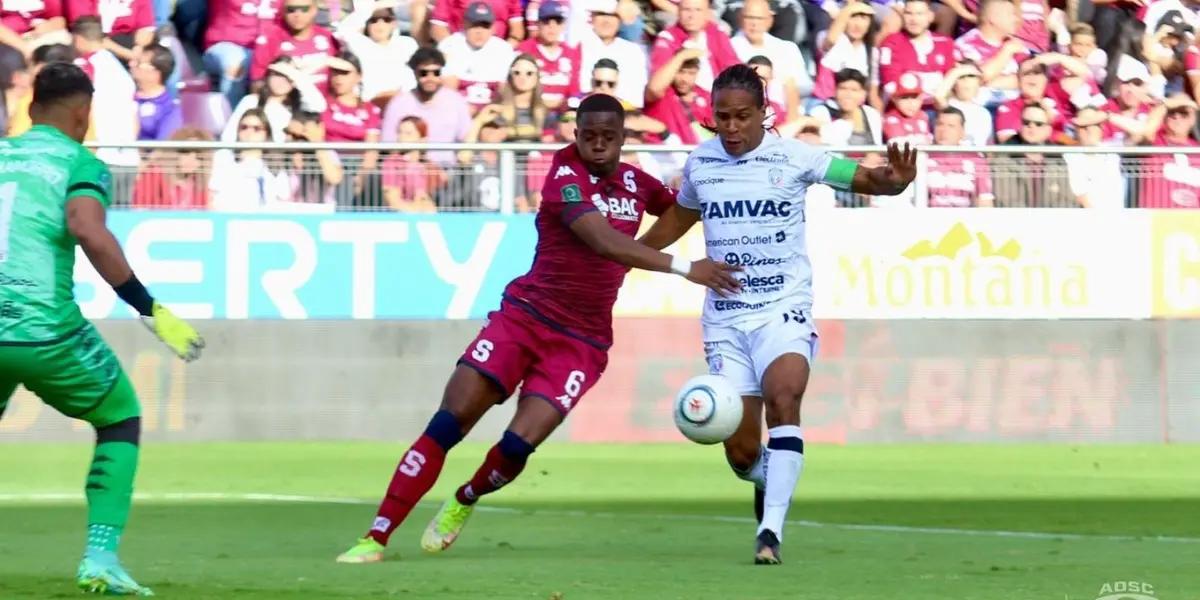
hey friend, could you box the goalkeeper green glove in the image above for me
[140,302,205,361]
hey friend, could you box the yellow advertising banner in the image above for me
[1151,212,1200,317]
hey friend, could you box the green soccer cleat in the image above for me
[77,551,154,596]
[335,538,386,564]
[421,498,475,553]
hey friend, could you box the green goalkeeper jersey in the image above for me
[0,124,113,345]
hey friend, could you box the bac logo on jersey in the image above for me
[554,165,577,179]
[591,193,639,221]
[702,199,793,220]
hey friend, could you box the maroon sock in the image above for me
[366,434,446,545]
[454,432,534,505]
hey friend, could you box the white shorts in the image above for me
[702,306,819,397]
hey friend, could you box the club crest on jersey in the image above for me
[591,193,639,221]
[562,184,582,203]
[769,168,783,186]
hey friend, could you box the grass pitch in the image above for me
[0,443,1197,599]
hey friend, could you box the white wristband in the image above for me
[669,255,691,277]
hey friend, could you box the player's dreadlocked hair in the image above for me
[577,92,626,122]
[704,63,776,134]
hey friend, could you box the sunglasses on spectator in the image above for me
[1022,119,1049,127]
[368,14,394,23]
[285,129,308,140]
[417,67,441,77]
[511,69,537,77]
[240,123,267,132]
[284,4,311,12]
[592,78,617,88]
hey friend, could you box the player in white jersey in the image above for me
[642,64,916,565]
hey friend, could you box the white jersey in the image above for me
[678,134,847,330]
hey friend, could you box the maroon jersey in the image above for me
[926,153,993,207]
[882,109,931,144]
[431,0,521,38]
[503,144,676,347]
[1140,133,1200,208]
[323,96,382,142]
[1,0,62,34]
[66,0,152,34]
[995,94,1068,139]
[517,40,582,107]
[204,0,278,49]
[877,32,956,101]
[250,23,338,87]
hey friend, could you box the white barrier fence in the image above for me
[84,142,1200,213]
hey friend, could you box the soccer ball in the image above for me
[673,374,743,444]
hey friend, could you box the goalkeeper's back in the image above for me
[0,124,114,345]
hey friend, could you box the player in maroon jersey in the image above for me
[335,93,742,564]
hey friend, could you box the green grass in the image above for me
[1,443,1198,599]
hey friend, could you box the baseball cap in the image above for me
[1116,55,1150,83]
[539,0,569,20]
[1159,10,1194,37]
[465,0,495,25]
[587,0,619,14]
[894,72,922,97]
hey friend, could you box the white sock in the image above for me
[730,445,770,490]
[758,425,804,541]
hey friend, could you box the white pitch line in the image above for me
[1,492,1196,544]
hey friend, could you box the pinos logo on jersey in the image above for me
[702,199,792,220]
[591,193,640,222]
[724,253,787,267]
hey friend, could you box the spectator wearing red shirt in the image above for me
[883,74,932,145]
[1140,94,1200,207]
[644,51,712,144]
[132,127,213,209]
[649,0,740,94]
[1014,0,1049,53]
[925,106,994,207]
[954,0,1027,105]
[0,0,68,58]
[381,115,445,212]
[430,0,522,44]
[994,57,1065,142]
[65,0,153,62]
[251,0,339,91]
[323,52,382,206]
[517,1,580,110]
[203,0,280,107]
[877,0,954,104]
[1103,56,1158,144]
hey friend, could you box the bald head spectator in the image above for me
[878,0,955,104]
[202,0,280,107]
[578,0,648,108]
[731,0,812,99]
[437,1,516,113]
[955,0,1027,105]
[250,0,340,91]
[649,0,740,94]
[924,107,994,207]
[430,0,522,44]
[517,1,582,110]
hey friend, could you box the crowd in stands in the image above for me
[0,0,1198,210]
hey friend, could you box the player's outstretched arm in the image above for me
[67,197,205,361]
[638,204,701,251]
[569,212,742,296]
[849,143,918,196]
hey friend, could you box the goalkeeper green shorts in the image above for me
[0,323,140,428]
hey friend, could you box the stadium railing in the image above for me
[84,142,1200,213]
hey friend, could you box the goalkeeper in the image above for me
[0,62,204,596]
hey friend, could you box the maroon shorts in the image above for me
[457,301,609,416]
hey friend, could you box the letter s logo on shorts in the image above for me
[702,200,792,220]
